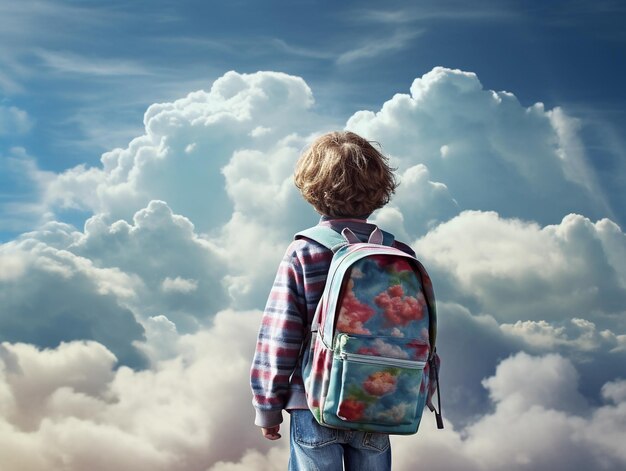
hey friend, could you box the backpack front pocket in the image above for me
[334,338,426,426]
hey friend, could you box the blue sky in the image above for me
[1,1,626,470]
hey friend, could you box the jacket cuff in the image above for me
[254,408,284,428]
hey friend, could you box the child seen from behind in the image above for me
[250,131,419,471]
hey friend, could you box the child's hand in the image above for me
[261,425,281,440]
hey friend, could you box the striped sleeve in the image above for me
[250,242,307,428]
[250,238,332,427]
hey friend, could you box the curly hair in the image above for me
[294,131,397,217]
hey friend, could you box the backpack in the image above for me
[297,224,443,434]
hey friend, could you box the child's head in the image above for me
[294,131,397,218]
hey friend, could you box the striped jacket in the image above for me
[250,218,415,428]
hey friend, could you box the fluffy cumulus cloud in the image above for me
[416,211,626,413]
[391,353,626,471]
[0,234,147,368]
[0,311,291,470]
[69,200,230,332]
[42,71,320,230]
[415,211,626,327]
[1,67,625,469]
[348,67,612,228]
[2,334,625,470]
[0,199,231,368]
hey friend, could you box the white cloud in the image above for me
[0,341,117,431]
[501,318,626,352]
[481,352,588,412]
[414,211,626,326]
[0,252,26,281]
[0,309,287,471]
[43,71,319,231]
[421,216,626,424]
[70,200,228,331]
[462,353,626,470]
[347,66,612,227]
[4,200,231,347]
[0,106,33,136]
[34,49,151,77]
[219,135,318,307]
[0,147,54,232]
[2,334,625,470]
[354,5,520,24]
[602,380,626,403]
[161,276,198,294]
[137,315,180,363]
[1,67,626,469]
[371,163,458,236]
[337,29,423,64]
[433,302,522,422]
[270,38,335,60]
[0,235,147,367]
[207,448,289,471]
[393,353,626,471]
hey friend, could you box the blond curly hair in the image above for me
[294,131,397,217]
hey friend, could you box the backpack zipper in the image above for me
[339,351,426,370]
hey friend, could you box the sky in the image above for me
[1,0,626,470]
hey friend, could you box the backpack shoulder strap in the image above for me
[295,226,347,252]
[295,225,395,252]
[379,229,396,246]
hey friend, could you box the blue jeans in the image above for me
[288,409,391,471]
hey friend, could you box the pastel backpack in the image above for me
[297,225,443,434]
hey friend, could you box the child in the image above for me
[250,131,416,471]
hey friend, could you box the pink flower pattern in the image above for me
[336,280,375,334]
[374,284,424,326]
[363,371,398,396]
[338,399,367,421]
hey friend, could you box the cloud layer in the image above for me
[1,67,625,469]
[349,67,612,227]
